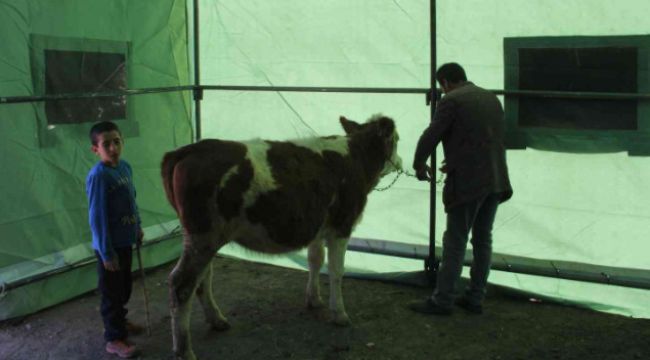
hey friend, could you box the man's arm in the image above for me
[412,98,456,179]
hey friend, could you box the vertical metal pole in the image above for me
[193,0,202,141]
[425,0,439,285]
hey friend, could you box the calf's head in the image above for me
[340,114,402,177]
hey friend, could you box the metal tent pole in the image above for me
[424,0,439,285]
[193,0,202,141]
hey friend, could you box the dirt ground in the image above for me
[1,255,649,360]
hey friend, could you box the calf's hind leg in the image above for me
[169,232,223,360]
[306,239,325,309]
[196,259,230,330]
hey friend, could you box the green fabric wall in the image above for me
[0,0,192,320]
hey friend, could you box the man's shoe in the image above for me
[455,296,483,314]
[407,298,452,316]
[106,339,139,358]
[126,320,145,336]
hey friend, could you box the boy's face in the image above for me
[92,130,123,167]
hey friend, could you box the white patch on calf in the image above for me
[289,136,349,156]
[240,139,278,208]
[214,140,287,253]
[218,165,239,188]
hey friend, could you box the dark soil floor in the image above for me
[1,255,649,360]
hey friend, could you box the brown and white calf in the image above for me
[161,114,402,360]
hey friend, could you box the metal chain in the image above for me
[374,170,404,191]
[373,162,445,192]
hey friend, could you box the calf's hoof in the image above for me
[175,350,197,360]
[209,317,231,331]
[331,311,352,327]
[306,296,325,309]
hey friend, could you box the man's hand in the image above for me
[415,164,433,182]
[103,258,120,272]
[439,160,449,174]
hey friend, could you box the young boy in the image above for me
[86,121,144,358]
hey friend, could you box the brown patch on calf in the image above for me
[245,142,344,249]
[161,139,250,233]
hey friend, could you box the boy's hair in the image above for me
[436,62,467,84]
[89,121,121,145]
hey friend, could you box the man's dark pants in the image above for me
[433,193,500,308]
[95,246,133,341]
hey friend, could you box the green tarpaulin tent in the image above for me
[1,0,649,321]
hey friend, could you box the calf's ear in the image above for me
[340,116,361,134]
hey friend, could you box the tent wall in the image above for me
[0,0,192,320]
[1,0,649,322]
[198,0,650,318]
[436,0,650,316]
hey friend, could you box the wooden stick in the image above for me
[135,242,152,336]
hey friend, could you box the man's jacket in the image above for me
[413,82,513,211]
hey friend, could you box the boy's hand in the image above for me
[103,258,120,272]
[137,228,144,247]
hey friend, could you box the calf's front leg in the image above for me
[326,237,351,326]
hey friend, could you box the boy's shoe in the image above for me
[126,320,145,336]
[455,296,483,314]
[106,339,139,358]
[407,298,452,316]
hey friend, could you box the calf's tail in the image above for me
[161,147,191,213]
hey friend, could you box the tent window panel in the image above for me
[518,47,638,130]
[44,50,127,125]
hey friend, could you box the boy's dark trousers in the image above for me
[95,246,133,342]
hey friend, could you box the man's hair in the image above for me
[89,121,121,145]
[436,62,467,83]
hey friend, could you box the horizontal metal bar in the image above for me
[202,85,429,94]
[347,237,650,290]
[4,85,650,105]
[0,85,426,105]
[347,237,430,260]
[492,88,650,101]
[0,86,195,104]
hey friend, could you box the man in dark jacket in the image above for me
[409,62,513,315]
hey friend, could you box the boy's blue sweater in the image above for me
[86,160,141,262]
